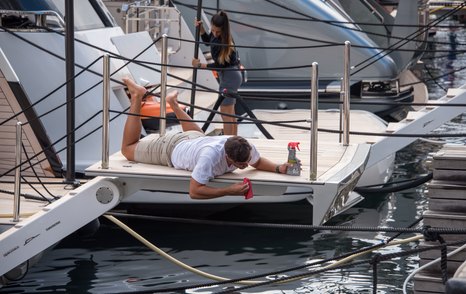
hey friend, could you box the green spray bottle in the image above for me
[286,142,301,176]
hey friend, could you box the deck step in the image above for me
[419,243,466,274]
[446,88,464,98]
[405,110,427,121]
[423,210,466,242]
[428,197,466,213]
[428,180,466,199]
[433,169,466,181]
[405,109,429,122]
[432,152,466,171]
[385,122,407,133]
[428,180,466,212]
[432,147,466,180]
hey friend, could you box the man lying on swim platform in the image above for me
[121,78,291,199]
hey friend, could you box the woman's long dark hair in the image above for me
[211,10,234,65]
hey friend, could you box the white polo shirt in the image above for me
[171,136,260,184]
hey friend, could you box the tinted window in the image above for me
[0,0,107,30]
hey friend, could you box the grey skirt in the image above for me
[219,66,242,105]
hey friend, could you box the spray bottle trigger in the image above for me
[288,142,300,151]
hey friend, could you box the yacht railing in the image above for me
[98,40,353,181]
[13,122,23,222]
[360,0,385,24]
[310,63,319,181]
[102,54,111,170]
[0,10,65,30]
[341,41,351,146]
[100,33,168,168]
[123,4,181,53]
[159,34,168,136]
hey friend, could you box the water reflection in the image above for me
[65,256,97,294]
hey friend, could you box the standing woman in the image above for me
[192,10,242,136]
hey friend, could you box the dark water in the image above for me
[2,18,466,294]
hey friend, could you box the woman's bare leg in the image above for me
[166,92,203,133]
[121,78,146,161]
[220,104,237,135]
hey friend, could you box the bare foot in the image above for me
[166,90,179,107]
[122,78,146,102]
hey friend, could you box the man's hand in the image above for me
[189,178,249,199]
[228,182,249,195]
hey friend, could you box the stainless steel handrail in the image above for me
[159,34,168,136]
[343,41,351,146]
[310,62,319,181]
[102,54,110,169]
[124,5,181,53]
[361,0,385,25]
[13,122,22,222]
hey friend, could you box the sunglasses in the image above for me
[227,154,251,168]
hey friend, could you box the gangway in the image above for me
[0,176,122,278]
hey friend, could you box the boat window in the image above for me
[0,0,108,31]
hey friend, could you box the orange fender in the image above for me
[140,101,185,119]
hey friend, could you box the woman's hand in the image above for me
[192,58,201,68]
[194,18,205,34]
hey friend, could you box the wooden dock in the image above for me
[414,144,466,293]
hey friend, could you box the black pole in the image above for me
[189,0,203,118]
[201,95,224,132]
[235,97,274,139]
[65,0,78,185]
[202,94,273,139]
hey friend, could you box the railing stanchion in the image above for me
[339,82,343,143]
[13,122,23,222]
[310,62,319,181]
[102,54,110,169]
[160,34,168,136]
[343,41,351,146]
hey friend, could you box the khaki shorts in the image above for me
[134,131,204,167]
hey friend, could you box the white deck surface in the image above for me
[248,109,387,144]
[86,136,360,187]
